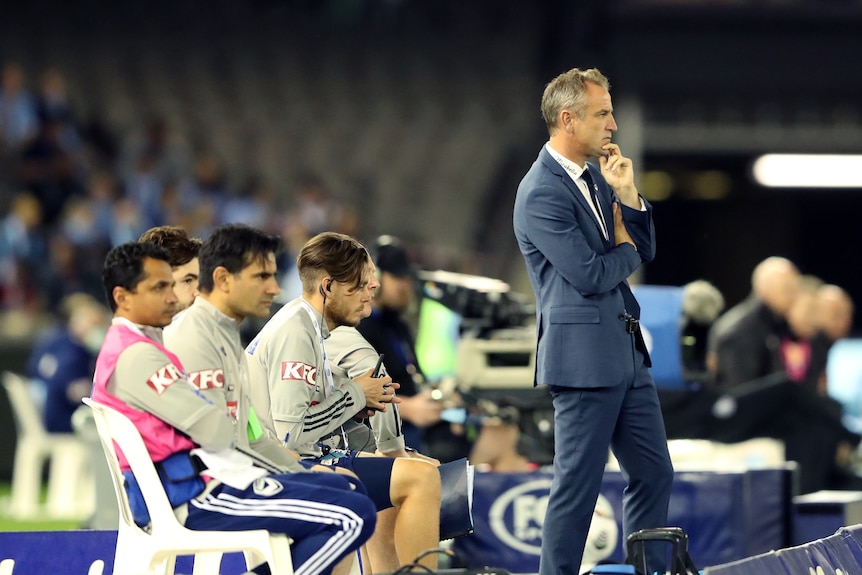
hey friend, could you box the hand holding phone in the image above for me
[357,354,398,412]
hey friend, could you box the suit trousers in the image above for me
[540,359,673,575]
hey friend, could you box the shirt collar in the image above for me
[112,316,164,344]
[545,142,587,179]
[194,297,242,330]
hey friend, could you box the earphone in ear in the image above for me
[326,280,332,292]
[319,284,326,297]
[319,279,333,297]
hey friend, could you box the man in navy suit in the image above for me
[513,68,673,575]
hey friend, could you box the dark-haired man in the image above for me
[164,224,306,473]
[139,225,202,312]
[91,241,376,575]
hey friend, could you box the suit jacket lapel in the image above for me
[539,149,609,243]
[584,164,612,247]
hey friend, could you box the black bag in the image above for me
[626,527,700,575]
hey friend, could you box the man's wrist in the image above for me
[615,186,639,207]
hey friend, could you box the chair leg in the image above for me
[113,542,173,575]
[46,443,91,518]
[192,552,223,575]
[252,534,293,575]
[155,555,176,575]
[8,440,46,518]
[271,535,294,575]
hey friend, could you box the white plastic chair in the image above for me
[82,398,294,575]
[2,371,92,519]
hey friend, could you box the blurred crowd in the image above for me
[0,60,359,339]
[666,257,858,493]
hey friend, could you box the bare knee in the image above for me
[391,459,441,506]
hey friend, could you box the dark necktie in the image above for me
[581,168,607,239]
[620,282,641,319]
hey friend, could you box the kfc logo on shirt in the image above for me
[147,363,184,395]
[187,368,225,390]
[281,361,317,386]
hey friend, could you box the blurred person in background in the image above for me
[39,231,104,314]
[123,150,166,228]
[217,175,274,229]
[707,256,800,387]
[35,68,80,153]
[119,116,190,187]
[679,279,725,379]
[0,191,47,312]
[109,196,150,246]
[704,259,862,492]
[274,173,343,305]
[26,292,108,432]
[294,172,335,237]
[176,149,228,235]
[82,169,121,246]
[275,211,314,305]
[0,62,38,151]
[817,284,857,425]
[781,275,824,390]
[818,284,854,344]
[19,116,86,227]
[139,225,202,313]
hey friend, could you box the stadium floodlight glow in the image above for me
[752,154,862,188]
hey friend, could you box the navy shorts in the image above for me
[312,450,396,511]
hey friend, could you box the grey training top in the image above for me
[326,325,406,454]
[246,298,366,458]
[164,298,303,472]
[107,318,235,452]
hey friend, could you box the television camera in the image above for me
[417,270,555,465]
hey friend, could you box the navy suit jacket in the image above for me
[513,146,655,389]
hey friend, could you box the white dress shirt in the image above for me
[546,143,608,240]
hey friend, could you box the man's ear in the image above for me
[565,110,580,133]
[213,266,232,291]
[112,286,129,310]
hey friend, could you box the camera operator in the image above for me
[358,236,539,472]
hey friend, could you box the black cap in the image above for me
[372,235,415,278]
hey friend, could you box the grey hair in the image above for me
[541,68,610,133]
